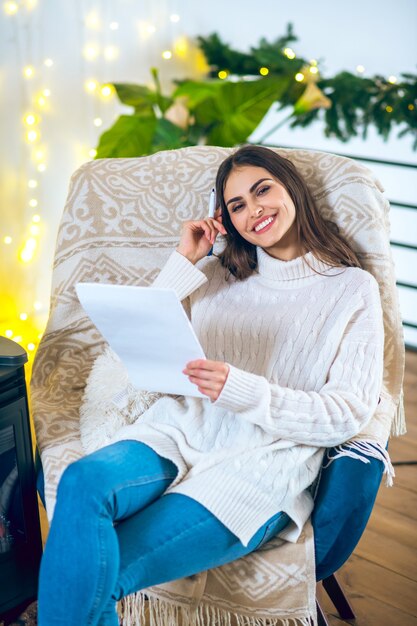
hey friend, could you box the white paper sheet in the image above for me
[76,283,206,398]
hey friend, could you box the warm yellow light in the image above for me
[309,66,319,74]
[27,129,39,142]
[34,148,45,161]
[20,249,34,263]
[24,113,36,125]
[173,36,188,58]
[218,70,228,80]
[170,14,180,22]
[5,330,13,338]
[32,214,41,222]
[30,224,40,235]
[146,23,156,34]
[27,343,36,351]
[162,50,172,60]
[109,21,119,30]
[3,236,12,244]
[28,179,38,188]
[85,79,98,93]
[284,48,296,59]
[356,65,365,74]
[386,105,393,113]
[37,163,46,172]
[37,96,46,107]
[310,59,318,66]
[25,0,37,8]
[388,75,397,84]
[13,336,22,344]
[29,199,38,207]
[23,66,35,78]
[83,44,100,61]
[104,46,119,61]
[33,301,42,310]
[137,21,156,39]
[42,89,51,97]
[259,67,269,76]
[100,84,113,97]
[4,1,19,15]
[408,104,415,111]
[93,117,103,127]
[44,58,53,67]
[19,313,28,321]
[89,148,97,158]
[295,73,305,82]
[85,11,100,30]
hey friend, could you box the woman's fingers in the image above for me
[183,359,229,401]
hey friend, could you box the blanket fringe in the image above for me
[323,439,395,487]
[391,388,407,437]
[119,592,315,626]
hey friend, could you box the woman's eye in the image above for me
[257,186,270,196]
[232,204,243,212]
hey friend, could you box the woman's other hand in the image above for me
[183,359,229,402]
[176,214,226,265]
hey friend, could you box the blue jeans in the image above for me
[38,441,289,626]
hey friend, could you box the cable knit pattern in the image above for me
[111,248,384,546]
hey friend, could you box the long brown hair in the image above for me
[215,145,362,280]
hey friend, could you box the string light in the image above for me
[23,66,35,79]
[5,330,13,338]
[388,76,397,84]
[24,113,37,125]
[295,72,305,82]
[32,214,41,223]
[36,95,47,107]
[19,313,28,321]
[27,129,39,142]
[27,343,36,351]
[93,117,103,127]
[29,199,38,207]
[42,88,51,97]
[408,104,415,111]
[28,179,38,188]
[259,67,269,76]
[34,148,45,161]
[37,163,46,172]
[104,46,119,61]
[386,105,393,113]
[3,236,12,244]
[218,70,228,80]
[284,48,296,59]
[100,84,113,97]
[20,238,37,263]
[89,148,97,158]
[170,14,180,22]
[85,11,101,30]
[309,66,318,74]
[4,1,19,14]
[85,79,98,93]
[109,21,119,30]
[33,301,42,310]
[356,65,365,74]
[83,44,100,61]
[162,50,172,60]
[44,58,53,67]
[30,224,40,235]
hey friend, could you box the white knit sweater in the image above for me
[111,247,384,546]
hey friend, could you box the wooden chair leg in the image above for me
[316,600,331,626]
[322,573,356,620]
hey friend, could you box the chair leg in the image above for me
[322,573,356,620]
[316,600,331,626]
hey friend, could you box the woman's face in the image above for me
[223,165,303,261]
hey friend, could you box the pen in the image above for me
[207,188,216,256]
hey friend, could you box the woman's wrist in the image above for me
[175,247,199,265]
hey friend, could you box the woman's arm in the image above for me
[188,277,384,448]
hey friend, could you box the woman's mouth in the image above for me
[252,215,276,234]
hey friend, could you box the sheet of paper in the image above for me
[75,283,206,398]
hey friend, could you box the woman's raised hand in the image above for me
[176,212,226,265]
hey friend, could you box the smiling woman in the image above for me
[215,145,362,279]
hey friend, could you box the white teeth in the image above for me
[254,216,274,232]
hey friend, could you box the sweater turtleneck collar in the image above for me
[256,247,335,282]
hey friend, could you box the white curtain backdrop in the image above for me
[1,0,416,347]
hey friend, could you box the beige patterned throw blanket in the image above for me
[30,146,405,626]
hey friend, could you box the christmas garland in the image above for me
[96,24,417,158]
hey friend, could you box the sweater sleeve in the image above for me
[213,276,384,447]
[152,251,208,316]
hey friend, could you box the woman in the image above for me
[38,145,384,626]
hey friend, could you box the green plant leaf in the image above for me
[172,80,223,108]
[113,83,172,115]
[152,118,189,152]
[195,77,291,146]
[95,115,157,158]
